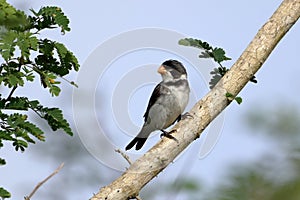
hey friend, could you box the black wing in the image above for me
[143,83,162,122]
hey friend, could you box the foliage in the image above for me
[208,165,277,200]
[0,187,11,199]
[143,177,202,200]
[246,105,300,139]
[205,105,300,200]
[0,1,79,197]
[0,0,27,30]
[179,38,257,104]
[225,92,242,105]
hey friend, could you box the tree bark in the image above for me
[91,0,300,199]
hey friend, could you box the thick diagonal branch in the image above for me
[91,0,300,199]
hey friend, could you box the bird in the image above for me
[125,59,190,150]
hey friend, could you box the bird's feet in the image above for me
[160,129,178,142]
[181,112,193,120]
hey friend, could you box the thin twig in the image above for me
[6,85,17,101]
[115,149,132,165]
[6,58,24,101]
[114,150,142,199]
[24,163,65,200]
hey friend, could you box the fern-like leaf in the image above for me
[55,42,80,72]
[0,0,28,30]
[179,38,212,50]
[42,107,73,136]
[34,6,71,34]
[0,30,17,61]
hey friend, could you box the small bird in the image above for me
[125,60,190,150]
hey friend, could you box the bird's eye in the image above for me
[170,70,181,79]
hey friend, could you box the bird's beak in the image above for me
[157,65,167,74]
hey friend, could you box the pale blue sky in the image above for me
[2,0,300,199]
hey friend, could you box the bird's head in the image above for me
[158,60,187,82]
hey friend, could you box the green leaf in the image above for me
[54,42,79,72]
[34,40,79,79]
[21,133,35,144]
[7,72,24,87]
[0,157,6,165]
[43,108,73,136]
[5,97,29,110]
[27,101,72,136]
[209,66,230,89]
[0,30,17,61]
[209,68,223,89]
[0,3,78,170]
[225,92,234,98]
[212,47,231,63]
[49,84,61,96]
[19,121,45,141]
[7,113,26,128]
[179,37,231,65]
[0,62,26,87]
[178,38,193,46]
[235,97,243,104]
[37,39,55,54]
[12,139,28,151]
[35,54,61,75]
[25,72,35,82]
[0,187,11,199]
[32,6,71,34]
[35,72,62,96]
[16,32,38,58]
[28,100,40,108]
[226,93,243,104]
[35,39,73,77]
[70,81,78,88]
[179,38,232,63]
[0,98,6,109]
[0,131,14,141]
[179,38,212,50]
[0,0,28,30]
[179,180,199,191]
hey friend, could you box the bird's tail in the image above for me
[125,124,154,150]
[125,137,147,151]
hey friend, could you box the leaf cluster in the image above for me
[29,6,70,34]
[179,38,257,104]
[0,96,72,150]
[0,1,79,196]
[179,38,231,64]
[0,5,79,96]
[0,187,10,199]
[0,0,28,30]
[208,106,300,200]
